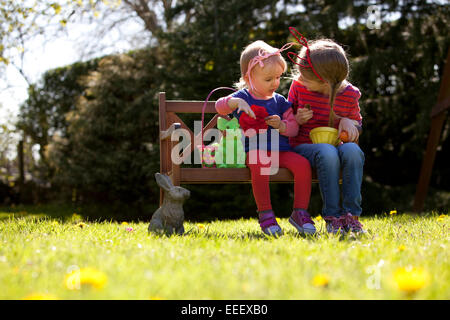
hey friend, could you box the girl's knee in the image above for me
[339,143,365,164]
[318,143,339,156]
[315,144,340,167]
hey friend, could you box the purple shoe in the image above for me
[324,216,345,234]
[340,213,367,234]
[289,209,316,235]
[258,211,283,236]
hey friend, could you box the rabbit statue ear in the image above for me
[155,173,173,191]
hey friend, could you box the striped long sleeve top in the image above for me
[288,80,362,146]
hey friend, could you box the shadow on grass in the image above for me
[150,227,369,241]
[0,204,81,222]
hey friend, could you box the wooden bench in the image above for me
[158,92,319,205]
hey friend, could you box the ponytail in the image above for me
[328,82,341,127]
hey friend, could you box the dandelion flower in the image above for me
[197,224,205,230]
[437,215,447,222]
[312,274,329,288]
[393,267,429,295]
[65,268,107,290]
[23,293,58,300]
[315,216,322,221]
[121,222,129,225]
[389,210,397,215]
[397,245,406,252]
[75,222,87,228]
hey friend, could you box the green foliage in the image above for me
[17,59,100,181]
[50,52,161,209]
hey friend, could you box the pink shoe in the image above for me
[258,211,283,236]
[324,216,345,234]
[340,213,367,234]
[289,209,316,235]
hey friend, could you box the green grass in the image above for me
[0,208,448,299]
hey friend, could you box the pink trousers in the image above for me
[246,150,312,212]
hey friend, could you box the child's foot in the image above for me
[289,209,316,235]
[340,213,367,234]
[258,210,283,236]
[324,216,345,234]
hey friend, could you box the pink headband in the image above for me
[287,27,326,83]
[245,42,295,92]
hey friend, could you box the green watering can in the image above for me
[215,117,246,168]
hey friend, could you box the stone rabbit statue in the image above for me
[148,173,190,235]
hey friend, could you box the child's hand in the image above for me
[338,118,359,142]
[264,115,282,129]
[295,107,313,125]
[233,98,256,119]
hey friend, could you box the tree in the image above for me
[17,58,100,182]
[45,51,162,215]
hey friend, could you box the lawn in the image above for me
[0,208,448,300]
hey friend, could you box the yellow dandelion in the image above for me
[65,268,107,290]
[121,221,129,225]
[315,215,322,221]
[397,245,406,252]
[23,293,58,300]
[393,267,429,295]
[437,214,447,222]
[197,223,205,230]
[312,274,329,288]
[389,210,397,215]
[75,222,87,228]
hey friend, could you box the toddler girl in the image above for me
[215,40,314,236]
[287,30,366,234]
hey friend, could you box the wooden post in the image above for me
[159,92,167,206]
[413,48,450,212]
[17,140,25,203]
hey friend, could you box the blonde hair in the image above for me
[295,39,349,126]
[234,40,288,90]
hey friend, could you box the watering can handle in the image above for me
[201,87,236,167]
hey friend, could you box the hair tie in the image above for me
[287,27,326,83]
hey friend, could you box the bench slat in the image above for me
[166,101,216,113]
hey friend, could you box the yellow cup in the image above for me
[310,127,339,146]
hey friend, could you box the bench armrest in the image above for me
[160,123,181,141]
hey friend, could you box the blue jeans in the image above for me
[292,143,364,217]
